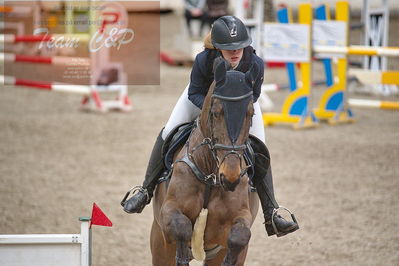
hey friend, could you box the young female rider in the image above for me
[122,16,299,237]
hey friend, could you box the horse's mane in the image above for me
[199,82,216,136]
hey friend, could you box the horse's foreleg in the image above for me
[170,212,193,266]
[222,219,251,266]
[161,207,193,266]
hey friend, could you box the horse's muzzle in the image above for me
[218,154,244,191]
[220,173,241,192]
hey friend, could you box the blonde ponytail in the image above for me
[203,31,215,50]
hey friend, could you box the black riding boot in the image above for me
[121,131,165,214]
[250,136,299,237]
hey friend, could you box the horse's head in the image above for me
[200,59,259,191]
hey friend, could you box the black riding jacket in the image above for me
[188,46,264,109]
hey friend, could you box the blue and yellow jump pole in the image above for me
[314,4,334,87]
[263,3,318,129]
[276,6,297,92]
[313,1,355,125]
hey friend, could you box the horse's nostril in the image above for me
[220,173,225,180]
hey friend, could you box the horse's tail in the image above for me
[191,208,208,261]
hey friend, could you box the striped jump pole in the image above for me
[0,53,90,65]
[0,34,90,43]
[2,75,110,111]
[1,75,91,95]
[348,99,399,110]
[0,5,32,14]
[349,69,399,85]
[314,45,399,57]
[262,80,328,92]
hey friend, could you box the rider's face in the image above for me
[220,48,244,68]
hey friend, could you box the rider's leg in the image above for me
[249,102,266,142]
[122,130,165,213]
[162,85,201,140]
[249,102,299,237]
[122,85,200,214]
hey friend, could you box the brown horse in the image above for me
[151,61,260,266]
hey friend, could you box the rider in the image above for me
[122,16,299,237]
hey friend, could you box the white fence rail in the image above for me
[0,218,91,266]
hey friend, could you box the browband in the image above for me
[212,91,253,102]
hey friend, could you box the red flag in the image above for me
[90,203,113,228]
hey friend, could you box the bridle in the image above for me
[209,90,254,178]
[177,90,253,188]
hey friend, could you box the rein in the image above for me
[175,121,220,187]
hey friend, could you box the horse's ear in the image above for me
[213,57,229,87]
[245,63,259,88]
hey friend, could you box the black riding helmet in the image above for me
[211,16,252,50]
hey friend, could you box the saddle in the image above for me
[161,121,257,184]
[162,122,195,171]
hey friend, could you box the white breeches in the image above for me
[162,85,266,143]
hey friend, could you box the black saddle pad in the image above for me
[163,122,195,170]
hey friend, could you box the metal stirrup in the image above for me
[271,206,298,235]
[120,186,150,207]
